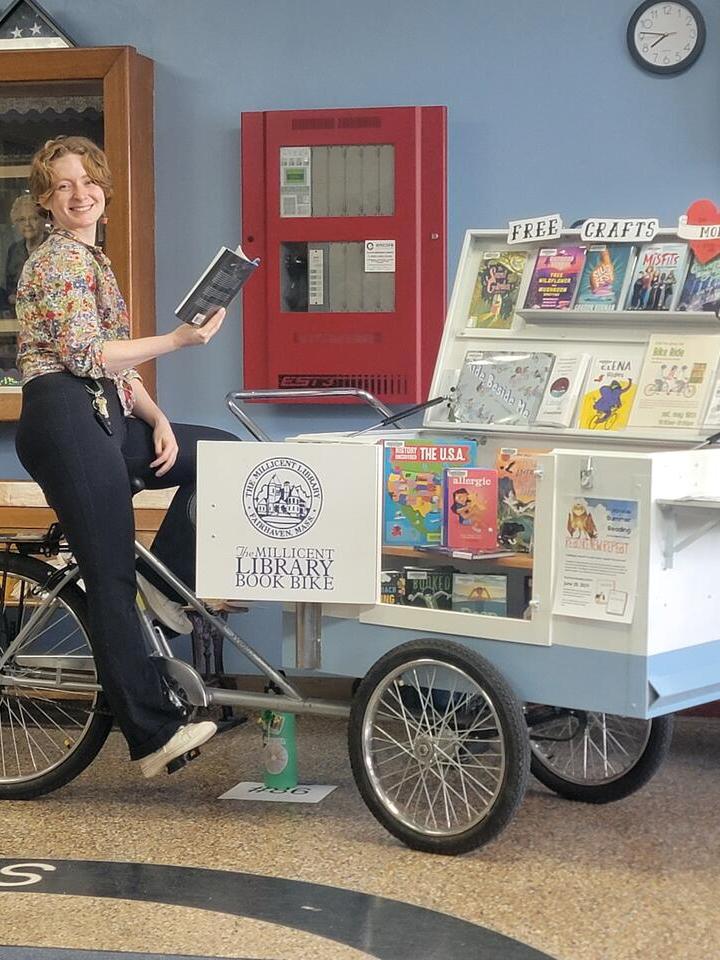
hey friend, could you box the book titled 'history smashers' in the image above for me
[383,439,477,546]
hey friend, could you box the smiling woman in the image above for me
[11,135,240,780]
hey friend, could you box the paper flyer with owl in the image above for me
[553,496,639,624]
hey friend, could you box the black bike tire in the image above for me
[348,637,530,855]
[0,553,112,800]
[530,713,674,803]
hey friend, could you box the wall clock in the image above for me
[627,1,706,75]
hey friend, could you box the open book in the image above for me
[175,245,261,326]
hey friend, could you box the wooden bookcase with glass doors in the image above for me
[0,45,155,420]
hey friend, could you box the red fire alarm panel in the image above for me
[241,105,447,403]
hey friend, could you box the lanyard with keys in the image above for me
[84,379,113,436]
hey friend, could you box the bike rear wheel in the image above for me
[0,553,111,799]
[528,706,673,803]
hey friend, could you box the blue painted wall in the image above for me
[1,0,717,471]
[2,0,717,665]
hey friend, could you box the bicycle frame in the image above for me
[0,387,441,722]
[0,541,350,720]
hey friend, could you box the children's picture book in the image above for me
[403,567,454,610]
[495,447,547,553]
[677,255,720,313]
[452,350,555,426]
[383,439,477,546]
[624,242,690,312]
[176,244,261,326]
[466,250,529,329]
[452,573,507,617]
[534,353,591,427]
[443,468,498,552]
[576,346,646,431]
[523,246,587,309]
[574,244,635,312]
[629,335,720,430]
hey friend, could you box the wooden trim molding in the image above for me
[0,46,156,420]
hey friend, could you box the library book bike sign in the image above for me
[195,441,381,604]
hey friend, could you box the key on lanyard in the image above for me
[85,380,113,436]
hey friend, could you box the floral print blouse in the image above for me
[16,229,141,415]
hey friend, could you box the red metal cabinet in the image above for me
[241,105,447,404]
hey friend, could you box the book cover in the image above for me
[383,439,477,546]
[175,244,261,326]
[524,246,587,309]
[466,250,529,329]
[677,255,720,313]
[403,567,454,610]
[624,242,690,312]
[534,353,591,427]
[575,244,635,312]
[451,350,555,426]
[577,347,646,431]
[629,335,720,430]
[443,468,498,552]
[495,447,546,553]
[704,370,720,427]
[452,573,507,616]
[380,570,405,604]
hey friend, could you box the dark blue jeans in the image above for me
[15,371,238,760]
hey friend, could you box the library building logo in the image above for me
[242,457,323,539]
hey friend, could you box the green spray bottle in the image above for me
[260,709,298,789]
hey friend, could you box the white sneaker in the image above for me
[137,573,192,635]
[138,720,217,778]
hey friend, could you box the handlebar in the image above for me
[225,387,396,441]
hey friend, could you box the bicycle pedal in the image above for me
[165,746,201,775]
[215,715,248,735]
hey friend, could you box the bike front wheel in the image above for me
[0,553,112,800]
[348,638,529,855]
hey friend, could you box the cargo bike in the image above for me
[3,223,720,856]
[1,378,714,856]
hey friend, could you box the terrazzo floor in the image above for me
[0,713,717,960]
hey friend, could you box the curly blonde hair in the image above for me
[29,136,113,211]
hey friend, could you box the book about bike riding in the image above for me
[623,242,690,312]
[676,254,720,313]
[442,467,498,552]
[175,244,261,326]
[451,349,555,426]
[523,245,587,310]
[574,244,636,312]
[382,438,478,547]
[628,335,720,430]
[576,346,645,431]
[466,250,530,329]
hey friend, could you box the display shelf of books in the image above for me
[423,227,720,447]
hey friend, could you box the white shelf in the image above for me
[657,497,720,509]
[517,309,719,326]
[326,600,549,646]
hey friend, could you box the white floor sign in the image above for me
[218,781,337,804]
